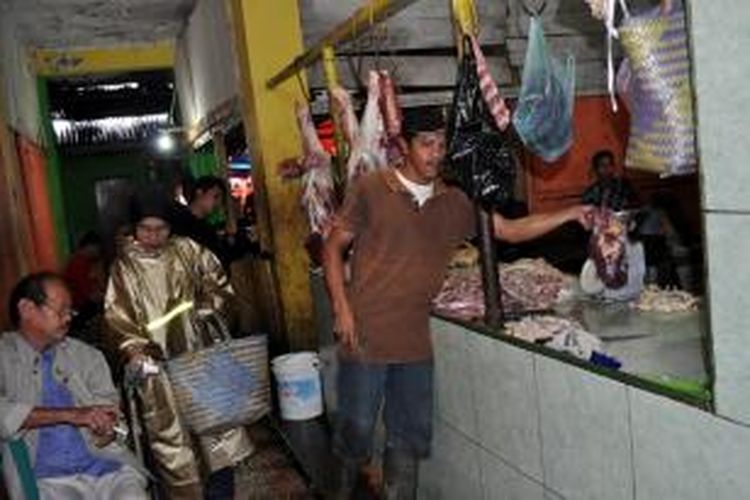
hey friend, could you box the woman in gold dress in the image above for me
[104,195,252,499]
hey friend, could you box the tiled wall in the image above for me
[689,0,750,424]
[420,319,750,500]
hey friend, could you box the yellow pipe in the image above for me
[266,0,420,89]
[452,0,479,36]
[322,45,347,191]
[451,0,479,58]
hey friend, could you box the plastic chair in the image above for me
[1,439,40,500]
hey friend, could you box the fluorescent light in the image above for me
[156,133,175,152]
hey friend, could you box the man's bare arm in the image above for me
[493,205,592,243]
[322,227,358,351]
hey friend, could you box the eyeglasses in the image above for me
[41,301,78,320]
[136,222,170,234]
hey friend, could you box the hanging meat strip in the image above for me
[378,70,404,166]
[346,71,387,182]
[469,35,511,132]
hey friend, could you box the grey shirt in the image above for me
[0,332,144,497]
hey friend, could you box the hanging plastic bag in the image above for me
[446,36,515,209]
[512,16,576,163]
[617,0,696,176]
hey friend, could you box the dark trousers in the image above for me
[333,358,434,463]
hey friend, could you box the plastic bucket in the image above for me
[271,352,323,421]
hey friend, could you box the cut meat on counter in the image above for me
[632,285,700,313]
[432,258,575,320]
[501,258,576,311]
[506,315,605,361]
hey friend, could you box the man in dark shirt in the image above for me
[581,149,637,211]
[323,108,591,499]
[169,175,229,264]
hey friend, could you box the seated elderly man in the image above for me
[0,272,147,500]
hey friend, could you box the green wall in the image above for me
[38,78,70,257]
[60,152,148,245]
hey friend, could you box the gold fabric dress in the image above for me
[104,236,252,499]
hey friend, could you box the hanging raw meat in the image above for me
[379,70,402,138]
[346,71,387,183]
[296,102,337,238]
[590,208,629,289]
[378,70,404,166]
[330,85,360,156]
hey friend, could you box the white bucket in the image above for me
[271,352,323,421]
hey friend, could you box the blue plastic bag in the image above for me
[512,16,576,163]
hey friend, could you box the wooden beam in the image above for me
[32,41,174,77]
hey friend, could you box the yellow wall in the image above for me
[32,42,173,77]
[229,0,316,349]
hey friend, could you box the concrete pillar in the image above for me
[228,0,316,350]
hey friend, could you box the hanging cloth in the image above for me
[469,35,511,132]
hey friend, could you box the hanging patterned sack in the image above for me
[512,16,576,163]
[446,36,515,209]
[617,0,696,175]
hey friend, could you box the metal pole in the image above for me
[477,208,503,327]
[266,0,420,89]
[452,0,504,329]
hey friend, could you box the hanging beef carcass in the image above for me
[296,102,337,239]
[346,71,387,183]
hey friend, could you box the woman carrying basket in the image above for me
[103,193,253,499]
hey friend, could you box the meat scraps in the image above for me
[432,258,575,320]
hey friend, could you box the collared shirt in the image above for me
[333,169,475,362]
[34,348,121,479]
[394,169,435,207]
[0,332,144,498]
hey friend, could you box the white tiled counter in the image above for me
[419,317,750,500]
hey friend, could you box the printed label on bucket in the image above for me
[279,378,319,402]
[277,376,323,420]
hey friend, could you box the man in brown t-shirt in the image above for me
[323,108,590,499]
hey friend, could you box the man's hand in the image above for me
[73,405,120,437]
[568,204,595,230]
[333,303,358,353]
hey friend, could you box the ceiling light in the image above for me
[156,133,175,152]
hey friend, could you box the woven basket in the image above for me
[618,5,696,175]
[167,335,271,434]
